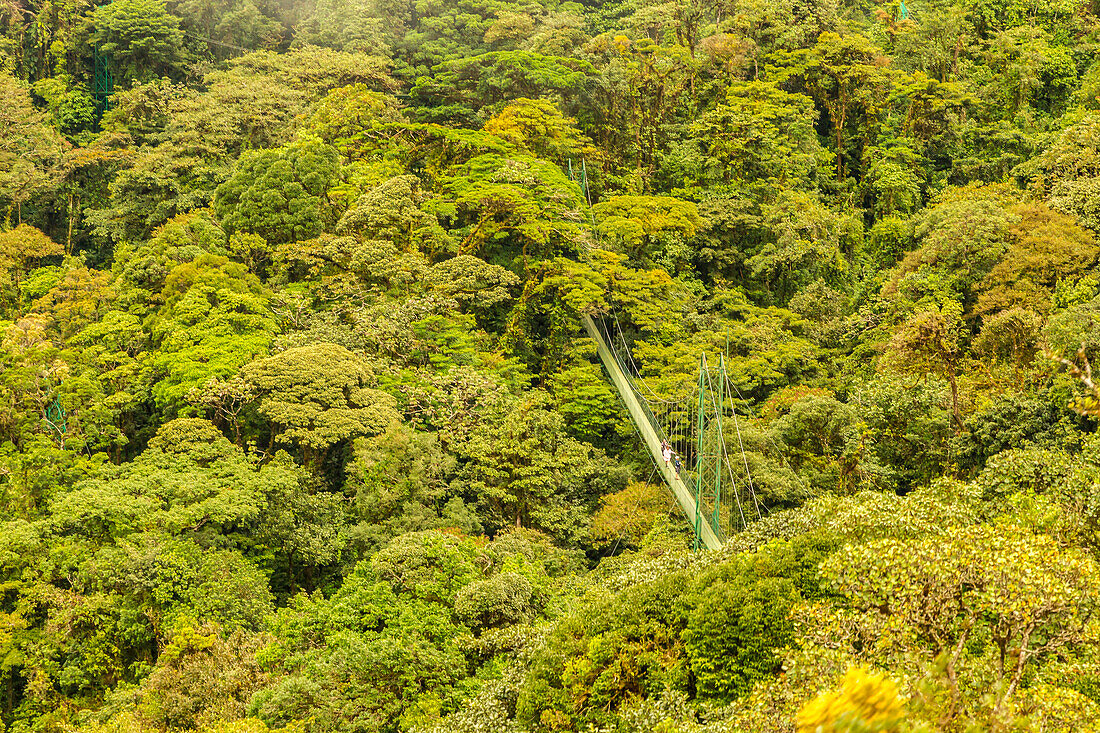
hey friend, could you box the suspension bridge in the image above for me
[581,313,763,550]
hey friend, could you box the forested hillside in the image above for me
[4,0,1100,729]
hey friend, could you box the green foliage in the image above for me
[215,140,342,244]
[53,418,261,539]
[684,571,798,701]
[9,0,1100,730]
[411,50,593,125]
[544,248,685,330]
[435,152,588,263]
[550,356,621,446]
[778,32,896,182]
[137,623,273,731]
[294,0,388,53]
[146,255,275,410]
[303,84,403,161]
[117,210,229,292]
[454,571,534,629]
[483,98,589,162]
[248,529,577,733]
[242,342,398,458]
[0,225,63,313]
[593,195,701,267]
[975,203,1100,316]
[458,392,625,542]
[691,80,828,190]
[882,184,1018,311]
[31,76,96,142]
[850,375,952,491]
[178,0,282,52]
[345,424,458,540]
[1024,112,1100,229]
[589,481,670,549]
[0,73,64,224]
[91,0,185,82]
[518,572,694,730]
[882,300,965,427]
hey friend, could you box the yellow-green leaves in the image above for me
[593,195,701,266]
[438,152,588,262]
[0,225,63,313]
[147,256,275,410]
[692,80,827,190]
[542,248,684,331]
[242,342,398,456]
[301,84,402,162]
[824,526,1100,718]
[483,98,590,162]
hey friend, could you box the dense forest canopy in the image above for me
[3,0,1100,729]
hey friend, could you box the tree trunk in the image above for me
[66,193,78,256]
[947,368,963,431]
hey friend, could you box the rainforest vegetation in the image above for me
[4,0,1100,729]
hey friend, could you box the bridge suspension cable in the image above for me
[583,310,763,549]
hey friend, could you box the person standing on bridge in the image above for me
[661,440,673,469]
